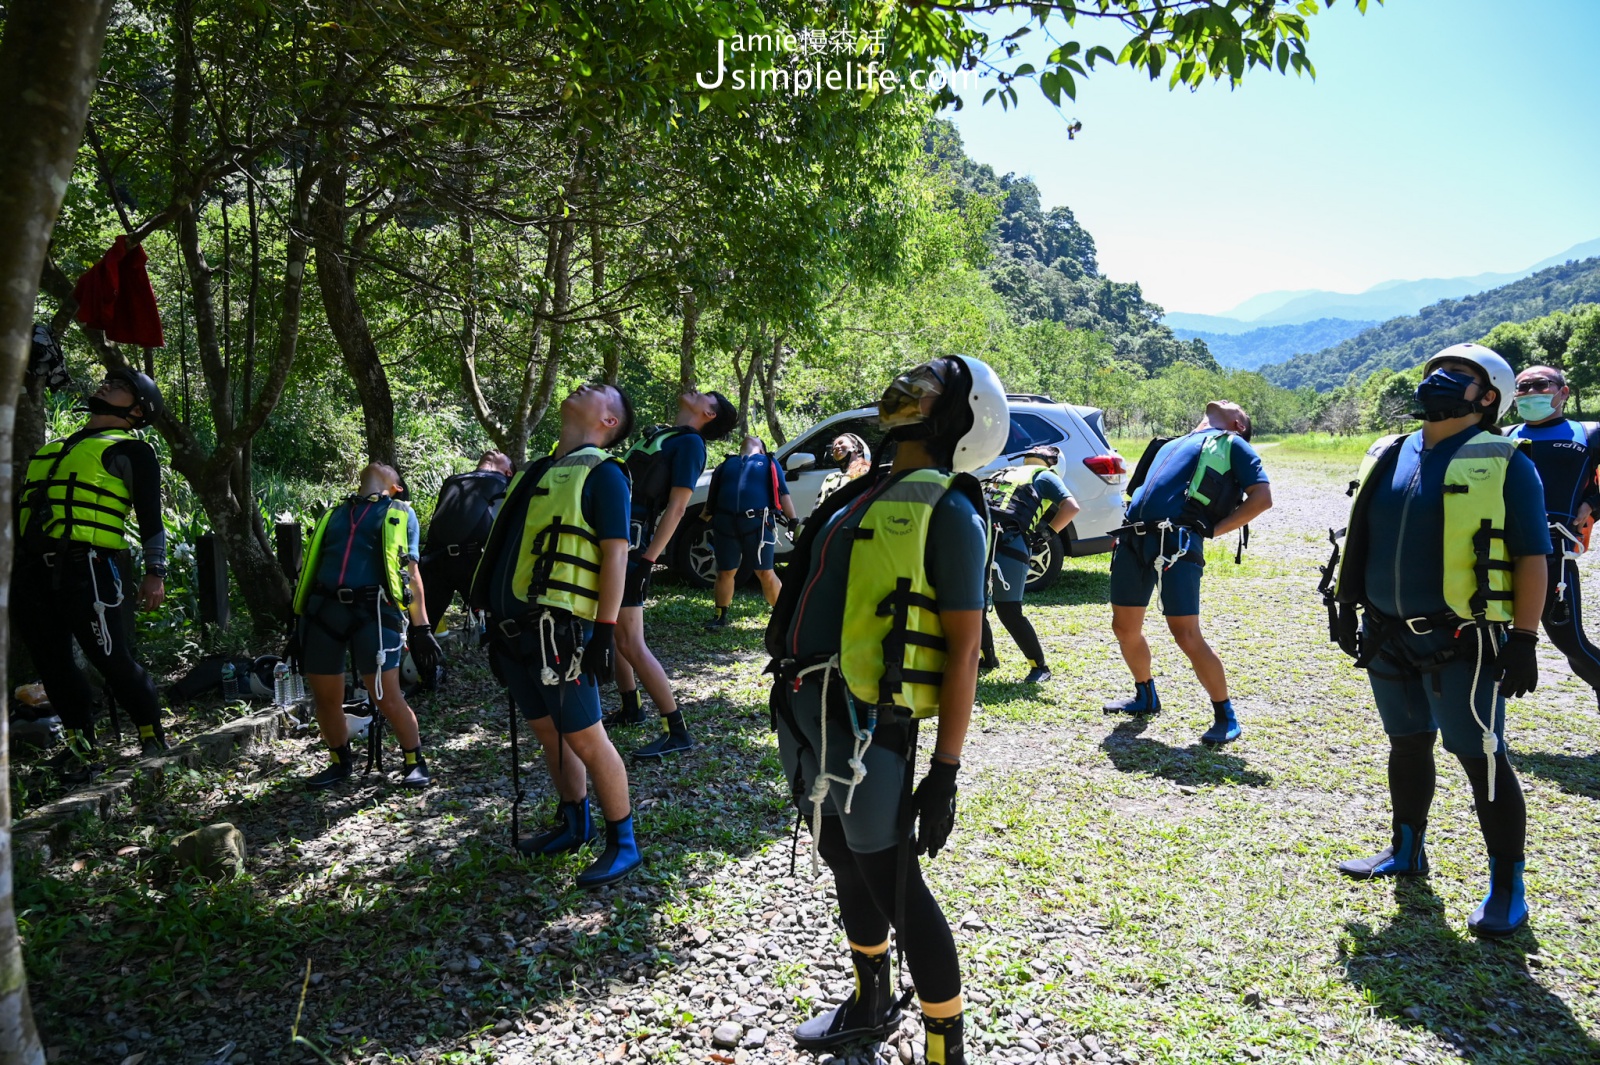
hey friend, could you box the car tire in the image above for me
[1025,529,1064,591]
[674,517,719,589]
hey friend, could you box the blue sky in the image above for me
[947,0,1600,315]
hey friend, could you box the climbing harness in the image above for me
[793,654,878,876]
[1551,521,1584,602]
[1115,518,1196,604]
[85,548,125,656]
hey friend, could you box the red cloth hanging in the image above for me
[72,235,164,348]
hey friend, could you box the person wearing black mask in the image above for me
[1324,343,1548,939]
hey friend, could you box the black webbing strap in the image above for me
[1470,518,1514,617]
[875,579,946,705]
[364,710,386,776]
[508,689,524,851]
[528,517,601,603]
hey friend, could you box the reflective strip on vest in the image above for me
[292,497,413,615]
[510,446,621,620]
[19,430,138,548]
[839,470,960,718]
[1337,430,1522,623]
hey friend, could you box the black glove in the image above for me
[624,551,654,603]
[581,621,616,685]
[1497,629,1539,699]
[409,625,442,680]
[283,623,303,674]
[911,758,960,859]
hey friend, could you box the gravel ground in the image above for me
[18,443,1600,1064]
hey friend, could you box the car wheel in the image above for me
[674,520,719,589]
[1025,529,1064,591]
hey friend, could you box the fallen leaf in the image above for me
[117,846,140,857]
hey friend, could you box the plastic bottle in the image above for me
[221,661,238,699]
[291,671,305,703]
[273,661,291,705]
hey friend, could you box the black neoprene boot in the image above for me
[924,1010,967,1065]
[137,723,169,758]
[306,743,354,789]
[792,945,900,1050]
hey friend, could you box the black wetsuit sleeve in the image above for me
[1583,424,1600,515]
[105,438,166,572]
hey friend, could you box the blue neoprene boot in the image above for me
[1103,679,1160,715]
[1338,821,1429,879]
[576,814,642,889]
[1200,700,1241,745]
[517,798,597,857]
[1468,858,1528,939]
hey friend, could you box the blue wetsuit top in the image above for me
[712,453,791,532]
[312,498,421,590]
[1504,417,1600,525]
[485,457,631,620]
[1362,427,1551,619]
[785,474,987,660]
[1127,428,1268,526]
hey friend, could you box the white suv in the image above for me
[670,395,1126,590]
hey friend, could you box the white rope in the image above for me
[797,655,875,876]
[563,617,585,683]
[1151,520,1186,605]
[371,589,408,702]
[1551,522,1583,602]
[537,610,560,685]
[86,548,124,656]
[1468,623,1503,802]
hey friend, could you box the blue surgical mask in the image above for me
[1515,393,1557,423]
[1413,369,1480,421]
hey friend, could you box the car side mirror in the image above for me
[785,452,816,472]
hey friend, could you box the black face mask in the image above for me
[80,396,144,423]
[1413,369,1482,422]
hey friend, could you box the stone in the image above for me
[713,1022,742,1048]
[741,1028,767,1049]
[1402,1005,1423,1020]
[172,823,246,881]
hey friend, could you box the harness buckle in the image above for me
[336,587,356,604]
[41,551,56,568]
[498,617,523,639]
[446,544,462,557]
[1404,615,1456,636]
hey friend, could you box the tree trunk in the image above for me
[760,332,789,446]
[312,164,397,468]
[731,337,757,438]
[0,2,115,1060]
[593,219,623,385]
[510,210,577,464]
[678,287,698,393]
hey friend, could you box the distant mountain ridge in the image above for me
[1261,256,1600,391]
[1166,237,1600,332]
[1173,318,1377,371]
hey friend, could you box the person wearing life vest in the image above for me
[1326,344,1548,940]
[1504,365,1600,706]
[800,435,874,538]
[15,367,170,780]
[978,445,1079,683]
[290,463,442,789]
[414,450,513,687]
[470,383,642,887]
[605,389,737,758]
[767,355,1006,1065]
[704,436,797,629]
[1103,401,1273,745]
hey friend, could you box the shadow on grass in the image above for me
[1098,716,1272,787]
[1515,748,1600,801]
[17,656,792,1063]
[1341,878,1600,1062]
[1025,566,1112,609]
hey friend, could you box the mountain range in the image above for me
[1261,255,1600,391]
[1163,237,1600,371]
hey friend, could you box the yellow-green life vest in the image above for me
[19,429,140,549]
[983,464,1052,535]
[1337,430,1524,623]
[292,496,413,615]
[839,470,984,718]
[506,446,625,621]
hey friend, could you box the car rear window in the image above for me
[1080,409,1113,451]
[1003,411,1066,453]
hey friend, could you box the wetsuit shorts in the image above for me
[299,595,406,675]
[1362,616,1507,756]
[491,621,602,733]
[713,524,776,572]
[1108,527,1204,616]
[991,530,1031,604]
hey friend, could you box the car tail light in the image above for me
[1082,454,1125,484]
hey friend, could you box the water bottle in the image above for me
[220,661,238,699]
[290,671,305,703]
[273,661,291,706]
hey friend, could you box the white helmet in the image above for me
[1425,343,1516,420]
[878,355,1009,473]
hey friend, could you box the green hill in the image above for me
[1263,256,1600,390]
